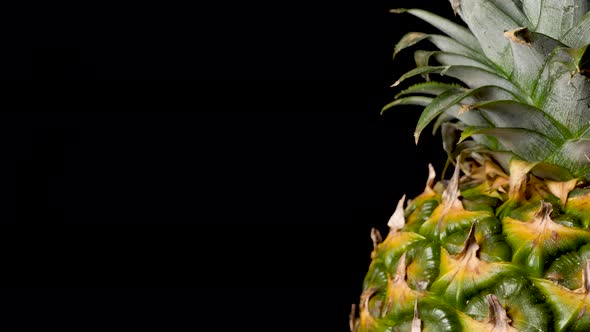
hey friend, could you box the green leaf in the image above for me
[433,105,491,138]
[522,0,542,30]
[431,52,496,71]
[565,44,590,77]
[533,47,590,135]
[541,68,590,136]
[546,138,590,181]
[458,126,491,144]
[506,30,563,95]
[414,86,515,143]
[394,32,430,59]
[562,11,590,47]
[459,127,557,161]
[531,47,567,103]
[395,82,464,98]
[414,50,435,69]
[580,125,590,138]
[454,105,495,127]
[416,90,466,143]
[397,8,483,53]
[441,122,461,158]
[530,161,573,181]
[427,35,487,61]
[454,0,521,73]
[433,109,463,135]
[529,162,575,181]
[471,100,571,143]
[381,96,432,115]
[409,50,495,79]
[529,0,589,40]
[394,33,485,62]
[393,65,521,99]
[486,0,529,26]
[393,66,447,87]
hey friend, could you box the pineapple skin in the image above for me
[352,160,590,332]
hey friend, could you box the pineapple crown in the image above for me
[385,0,590,181]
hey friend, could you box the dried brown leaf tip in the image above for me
[504,27,533,46]
[451,0,461,15]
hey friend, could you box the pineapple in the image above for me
[350,1,590,331]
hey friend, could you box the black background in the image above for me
[5,0,454,330]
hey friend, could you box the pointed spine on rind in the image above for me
[388,194,407,230]
[425,163,437,194]
[508,159,537,201]
[486,294,513,332]
[411,299,421,332]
